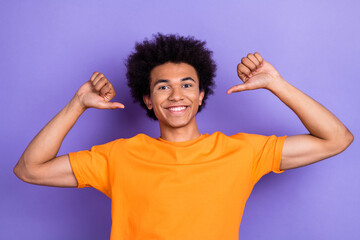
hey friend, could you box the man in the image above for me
[14,33,353,240]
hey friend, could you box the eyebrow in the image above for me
[153,77,195,87]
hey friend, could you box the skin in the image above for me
[13,52,353,188]
[13,74,125,187]
[143,62,205,142]
[227,53,353,170]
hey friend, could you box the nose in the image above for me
[168,86,184,101]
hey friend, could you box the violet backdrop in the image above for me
[1,0,359,239]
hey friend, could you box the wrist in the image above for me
[68,95,87,115]
[266,75,287,93]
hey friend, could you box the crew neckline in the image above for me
[157,133,209,147]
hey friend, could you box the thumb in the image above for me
[226,83,250,94]
[98,101,125,109]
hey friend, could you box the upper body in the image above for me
[14,34,353,239]
[68,131,286,239]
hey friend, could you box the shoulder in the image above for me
[208,131,258,146]
[92,134,152,150]
[227,132,283,148]
[218,131,266,141]
[111,133,156,148]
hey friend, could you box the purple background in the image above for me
[1,0,359,239]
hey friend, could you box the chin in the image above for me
[161,118,191,129]
[157,114,196,129]
[169,120,191,128]
[155,107,199,129]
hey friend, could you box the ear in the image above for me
[199,89,205,106]
[143,95,153,110]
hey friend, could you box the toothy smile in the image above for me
[167,106,187,112]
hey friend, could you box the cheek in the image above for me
[190,91,202,103]
[152,91,164,99]
[151,92,167,108]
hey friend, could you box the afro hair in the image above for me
[126,33,217,120]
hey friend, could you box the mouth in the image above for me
[166,106,188,113]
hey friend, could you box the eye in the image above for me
[183,83,192,88]
[158,85,169,90]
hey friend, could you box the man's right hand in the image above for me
[13,72,125,188]
[75,72,125,110]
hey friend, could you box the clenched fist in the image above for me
[75,72,125,110]
[227,52,283,94]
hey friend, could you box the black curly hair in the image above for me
[126,33,217,120]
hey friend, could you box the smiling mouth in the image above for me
[166,106,188,113]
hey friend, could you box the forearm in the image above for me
[268,77,353,144]
[16,96,86,170]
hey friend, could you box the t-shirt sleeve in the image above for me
[231,133,287,184]
[68,140,118,198]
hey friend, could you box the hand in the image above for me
[75,72,125,110]
[227,52,282,94]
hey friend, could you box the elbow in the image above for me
[13,165,19,178]
[332,130,354,154]
[14,154,26,181]
[14,166,34,184]
[13,161,27,182]
[13,158,35,183]
[344,130,354,150]
[13,163,25,182]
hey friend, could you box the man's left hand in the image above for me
[227,52,282,94]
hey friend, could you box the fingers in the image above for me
[90,72,108,91]
[241,57,257,71]
[99,81,111,95]
[85,72,125,110]
[90,72,100,82]
[229,52,265,94]
[99,82,115,101]
[237,63,251,81]
[254,52,263,64]
[90,72,116,99]
[237,52,264,81]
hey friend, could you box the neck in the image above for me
[159,118,201,142]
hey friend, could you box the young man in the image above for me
[14,33,353,240]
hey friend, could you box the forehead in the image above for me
[150,62,198,84]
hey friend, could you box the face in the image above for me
[143,62,205,130]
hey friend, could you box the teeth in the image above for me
[168,106,187,111]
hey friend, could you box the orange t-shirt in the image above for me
[68,131,286,240]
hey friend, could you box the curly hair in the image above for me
[126,33,217,120]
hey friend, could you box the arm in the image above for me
[227,53,354,170]
[14,72,124,187]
